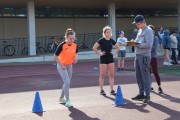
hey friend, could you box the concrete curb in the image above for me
[0,50,163,64]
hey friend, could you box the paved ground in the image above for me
[0,58,180,120]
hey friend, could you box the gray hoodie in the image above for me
[135,26,154,56]
[170,35,178,48]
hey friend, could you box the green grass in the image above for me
[158,66,180,76]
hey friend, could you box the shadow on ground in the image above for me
[103,95,149,113]
[68,107,100,120]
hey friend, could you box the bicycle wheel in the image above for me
[4,45,15,56]
[21,47,28,55]
[47,42,56,53]
[36,47,45,54]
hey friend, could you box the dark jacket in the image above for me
[151,36,159,58]
[176,33,180,51]
[162,30,171,49]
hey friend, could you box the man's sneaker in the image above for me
[121,68,125,71]
[100,90,106,96]
[65,100,73,108]
[132,94,145,101]
[143,96,150,103]
[174,62,178,64]
[172,61,178,64]
[117,68,121,71]
[151,87,154,91]
[59,98,67,103]
[110,90,116,95]
[158,87,163,94]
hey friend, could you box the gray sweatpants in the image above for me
[135,54,151,96]
[57,64,72,101]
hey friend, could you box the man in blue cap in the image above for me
[131,15,154,103]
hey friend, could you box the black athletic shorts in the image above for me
[163,48,170,50]
[100,55,114,64]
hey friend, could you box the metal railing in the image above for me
[0,27,176,57]
[0,33,102,57]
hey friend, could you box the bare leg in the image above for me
[99,64,107,90]
[117,57,121,68]
[107,63,115,91]
[121,57,125,68]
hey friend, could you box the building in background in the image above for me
[0,0,179,56]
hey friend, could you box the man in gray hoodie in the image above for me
[131,15,153,103]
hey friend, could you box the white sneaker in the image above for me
[168,63,172,66]
[163,62,169,65]
[59,98,67,103]
[168,59,172,63]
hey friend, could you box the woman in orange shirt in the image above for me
[54,28,78,108]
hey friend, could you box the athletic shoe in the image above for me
[163,62,169,65]
[100,90,106,96]
[173,62,178,65]
[168,63,172,66]
[121,68,125,71]
[117,68,121,71]
[169,59,172,63]
[143,96,150,103]
[59,98,67,103]
[110,90,116,95]
[65,100,73,108]
[132,94,145,101]
[158,87,163,94]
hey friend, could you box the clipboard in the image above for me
[126,41,140,46]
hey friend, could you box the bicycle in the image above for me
[21,42,46,55]
[0,41,15,56]
[78,40,89,50]
[47,37,62,53]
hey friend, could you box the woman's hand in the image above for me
[73,58,78,64]
[99,51,106,56]
[111,43,120,55]
[61,64,66,70]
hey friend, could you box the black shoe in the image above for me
[132,94,145,101]
[172,61,178,64]
[117,68,121,71]
[110,90,116,95]
[158,87,163,94]
[151,87,154,91]
[121,68,125,71]
[100,90,106,96]
[143,96,150,103]
[174,62,178,64]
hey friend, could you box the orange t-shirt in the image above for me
[55,41,78,65]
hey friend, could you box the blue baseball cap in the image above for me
[118,31,124,34]
[132,15,145,24]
